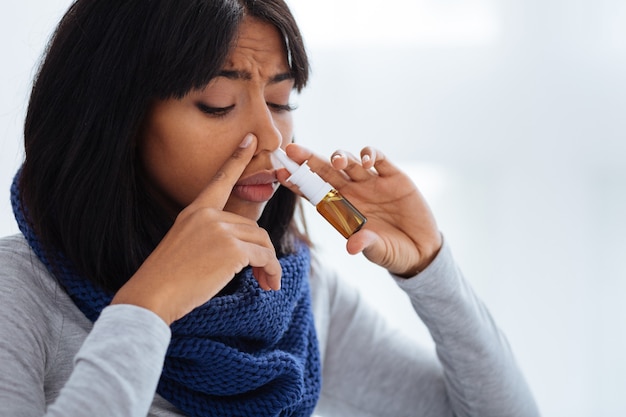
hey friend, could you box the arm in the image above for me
[393,238,540,417]
[45,306,171,417]
[313,240,539,417]
[312,255,449,417]
[280,144,540,417]
[0,241,171,417]
[0,302,170,417]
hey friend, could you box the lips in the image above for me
[232,171,279,203]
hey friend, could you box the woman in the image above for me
[0,0,540,416]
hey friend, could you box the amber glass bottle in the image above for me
[315,189,366,238]
[273,149,367,238]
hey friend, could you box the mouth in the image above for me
[232,171,279,203]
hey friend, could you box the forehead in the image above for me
[223,17,290,75]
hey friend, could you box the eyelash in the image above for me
[268,103,298,113]
[196,102,297,117]
[196,104,235,117]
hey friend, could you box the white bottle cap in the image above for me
[273,148,332,205]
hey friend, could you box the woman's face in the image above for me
[138,17,294,221]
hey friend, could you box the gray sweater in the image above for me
[0,234,540,416]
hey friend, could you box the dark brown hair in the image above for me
[19,0,309,292]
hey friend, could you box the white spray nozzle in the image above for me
[271,148,332,205]
[272,148,300,173]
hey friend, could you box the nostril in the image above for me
[255,129,282,153]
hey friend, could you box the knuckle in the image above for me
[196,206,216,220]
[175,205,199,223]
[224,237,244,256]
[211,169,229,183]
[180,206,218,226]
[229,146,250,163]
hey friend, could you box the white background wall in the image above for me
[1,1,625,416]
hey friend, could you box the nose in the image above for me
[249,99,282,155]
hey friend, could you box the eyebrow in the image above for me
[217,70,294,84]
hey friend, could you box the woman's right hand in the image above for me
[110,134,282,326]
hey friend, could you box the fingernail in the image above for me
[239,134,254,148]
[331,154,342,163]
[362,155,371,164]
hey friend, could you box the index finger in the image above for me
[192,134,257,209]
[284,143,346,184]
[362,147,401,178]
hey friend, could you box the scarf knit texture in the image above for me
[11,170,321,416]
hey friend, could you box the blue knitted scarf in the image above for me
[11,171,321,416]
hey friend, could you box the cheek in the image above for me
[139,109,230,210]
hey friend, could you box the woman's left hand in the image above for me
[277,143,443,277]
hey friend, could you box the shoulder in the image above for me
[0,234,71,385]
[309,248,366,309]
[308,249,340,361]
[308,249,366,358]
[0,234,72,339]
[308,249,352,311]
[0,233,34,261]
[0,234,59,300]
[0,233,45,271]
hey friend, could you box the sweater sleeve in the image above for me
[313,237,540,417]
[0,275,171,417]
[392,238,540,417]
[45,305,171,417]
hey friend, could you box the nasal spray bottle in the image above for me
[273,148,367,238]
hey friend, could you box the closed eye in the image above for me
[196,103,235,117]
[268,102,297,113]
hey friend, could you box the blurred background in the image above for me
[1,1,625,416]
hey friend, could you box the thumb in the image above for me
[346,228,379,256]
[190,134,257,210]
